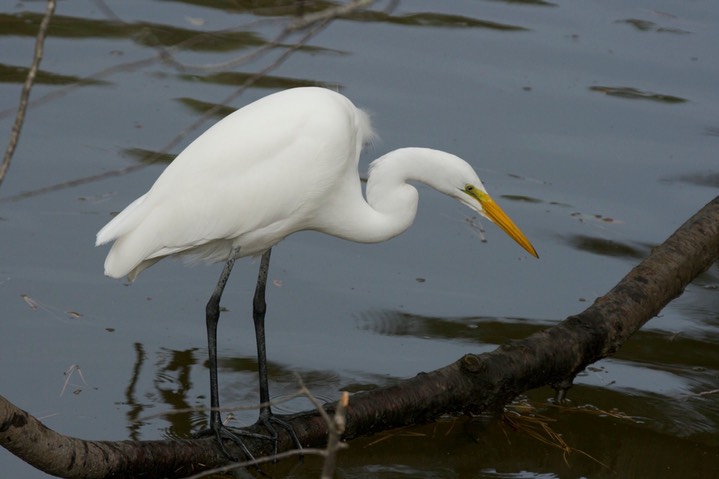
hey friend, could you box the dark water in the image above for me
[1,1,718,478]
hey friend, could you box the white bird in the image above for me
[96,86,538,456]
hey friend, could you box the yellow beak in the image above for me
[473,192,539,258]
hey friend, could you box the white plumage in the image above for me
[97,87,536,282]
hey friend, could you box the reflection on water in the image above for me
[121,344,206,440]
[356,309,550,344]
[0,62,106,86]
[0,11,266,50]
[589,86,688,104]
[105,313,719,475]
[119,342,346,441]
[122,148,178,165]
[565,234,647,259]
[668,171,719,189]
[114,314,719,472]
[269,396,719,478]
[368,11,529,31]
[177,71,326,89]
[615,18,691,35]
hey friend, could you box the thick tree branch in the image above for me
[0,395,224,478]
[2,196,718,478]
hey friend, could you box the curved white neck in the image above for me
[315,148,463,243]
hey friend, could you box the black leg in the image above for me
[202,251,262,461]
[198,247,299,461]
[253,249,273,420]
[206,256,236,432]
[252,249,302,452]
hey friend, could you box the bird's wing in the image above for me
[99,87,369,278]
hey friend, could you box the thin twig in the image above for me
[289,373,349,479]
[288,0,374,30]
[679,388,719,399]
[59,364,90,397]
[321,391,349,479]
[0,0,56,191]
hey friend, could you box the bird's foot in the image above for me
[257,413,303,458]
[195,413,301,463]
[194,423,272,463]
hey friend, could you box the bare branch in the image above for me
[0,0,56,191]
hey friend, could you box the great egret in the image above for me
[96,86,538,456]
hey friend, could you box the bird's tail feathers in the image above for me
[96,194,148,246]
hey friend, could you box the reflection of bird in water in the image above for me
[96,87,538,457]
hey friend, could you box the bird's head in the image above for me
[372,147,539,258]
[456,181,538,258]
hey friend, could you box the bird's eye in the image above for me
[464,184,474,193]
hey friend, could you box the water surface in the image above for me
[1,1,718,478]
